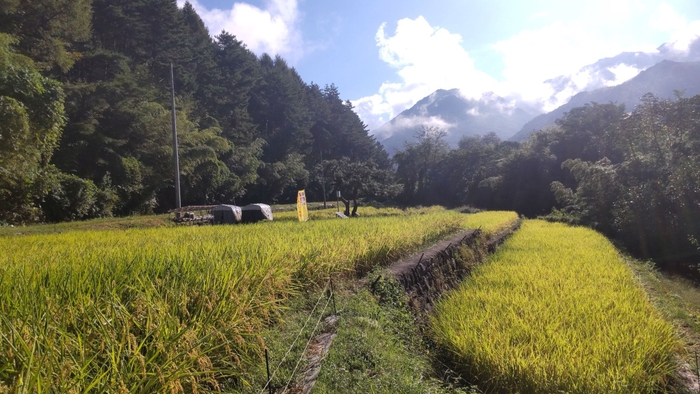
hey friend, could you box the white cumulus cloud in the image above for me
[354,15,648,135]
[650,2,686,32]
[650,2,700,52]
[178,0,303,60]
[492,21,628,110]
[354,2,700,137]
[605,63,643,86]
[353,16,498,132]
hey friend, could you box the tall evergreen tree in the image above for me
[0,34,66,222]
[0,0,92,72]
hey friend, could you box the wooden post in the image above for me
[330,278,337,315]
[265,348,272,394]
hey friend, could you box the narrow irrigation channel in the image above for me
[259,218,522,394]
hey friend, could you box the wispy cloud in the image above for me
[376,115,455,141]
[178,0,304,61]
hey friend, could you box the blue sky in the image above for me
[179,0,700,132]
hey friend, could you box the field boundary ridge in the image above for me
[388,219,521,312]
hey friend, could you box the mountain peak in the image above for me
[511,60,700,141]
[376,89,541,153]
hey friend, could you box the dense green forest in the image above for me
[0,0,391,223]
[1,0,699,264]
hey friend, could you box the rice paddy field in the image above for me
[0,207,516,392]
[0,214,175,237]
[457,210,517,237]
[273,205,443,221]
[432,220,679,394]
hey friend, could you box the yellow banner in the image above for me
[297,190,309,222]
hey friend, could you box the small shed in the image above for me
[211,204,242,225]
[241,203,273,223]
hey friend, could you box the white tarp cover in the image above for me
[241,203,273,223]
[211,204,242,224]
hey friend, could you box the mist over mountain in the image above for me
[375,35,700,150]
[376,89,541,154]
[540,37,700,111]
[512,60,700,141]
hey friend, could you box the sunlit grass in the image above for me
[0,207,514,391]
[432,220,679,393]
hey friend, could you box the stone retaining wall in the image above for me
[388,220,521,312]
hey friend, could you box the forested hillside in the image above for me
[0,0,391,223]
[397,95,700,262]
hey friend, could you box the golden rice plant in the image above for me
[0,207,513,392]
[273,205,446,221]
[432,220,679,393]
[462,211,518,236]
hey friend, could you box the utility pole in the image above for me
[321,150,327,208]
[170,63,181,209]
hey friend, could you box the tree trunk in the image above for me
[351,188,359,216]
[341,196,350,216]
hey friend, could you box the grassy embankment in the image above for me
[432,220,679,393]
[237,275,478,394]
[625,257,700,389]
[0,207,513,392]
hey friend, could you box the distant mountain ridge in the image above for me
[374,36,700,150]
[511,60,700,141]
[377,89,541,154]
[542,38,700,107]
